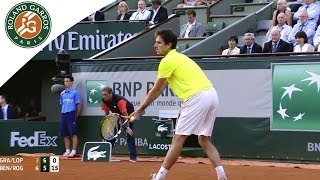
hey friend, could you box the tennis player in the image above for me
[130,30,227,180]
[101,86,137,162]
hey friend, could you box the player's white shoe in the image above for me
[218,175,227,180]
[62,151,70,156]
[68,151,76,157]
[150,173,165,180]
[150,173,157,180]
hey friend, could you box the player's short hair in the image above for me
[64,75,74,82]
[155,29,177,49]
[102,86,113,94]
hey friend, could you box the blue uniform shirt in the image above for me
[60,88,81,113]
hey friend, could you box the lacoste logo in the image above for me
[87,145,106,161]
[4,1,51,48]
[157,124,168,132]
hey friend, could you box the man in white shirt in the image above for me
[293,0,320,25]
[267,13,292,42]
[289,11,316,45]
[179,10,204,38]
[129,0,151,21]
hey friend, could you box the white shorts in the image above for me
[175,87,219,136]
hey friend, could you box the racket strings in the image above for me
[101,115,119,140]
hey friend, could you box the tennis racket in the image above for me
[100,113,131,141]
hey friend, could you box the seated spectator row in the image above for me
[267,11,320,48]
[83,0,169,26]
[118,0,168,25]
[222,28,320,56]
[273,0,320,27]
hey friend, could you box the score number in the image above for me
[40,156,59,172]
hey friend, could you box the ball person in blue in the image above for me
[60,75,82,157]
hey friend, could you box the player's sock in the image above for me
[155,166,168,180]
[215,166,227,179]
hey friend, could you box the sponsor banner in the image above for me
[73,69,271,117]
[76,73,180,116]
[33,22,145,60]
[113,136,171,156]
[10,131,57,147]
[86,80,107,107]
[82,142,112,162]
[0,121,64,155]
[271,63,320,131]
[1,118,320,161]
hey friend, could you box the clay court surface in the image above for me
[1,155,320,180]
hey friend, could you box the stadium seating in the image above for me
[177,37,206,52]
[183,2,274,55]
[209,14,247,27]
[205,21,225,36]
[231,2,270,15]
[256,20,272,35]
[176,43,188,52]
[92,0,275,58]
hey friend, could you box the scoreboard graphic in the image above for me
[0,156,59,172]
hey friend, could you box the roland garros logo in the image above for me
[5,1,51,48]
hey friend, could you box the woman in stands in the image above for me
[222,36,240,55]
[272,0,292,26]
[177,0,205,8]
[294,31,315,53]
[117,1,131,21]
[197,0,216,6]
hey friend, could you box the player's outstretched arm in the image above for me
[130,78,167,121]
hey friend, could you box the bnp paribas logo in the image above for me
[86,80,107,107]
[5,1,51,48]
[272,63,320,132]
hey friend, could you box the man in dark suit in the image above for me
[83,10,105,22]
[0,94,19,120]
[240,33,262,54]
[263,28,293,53]
[148,0,168,25]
